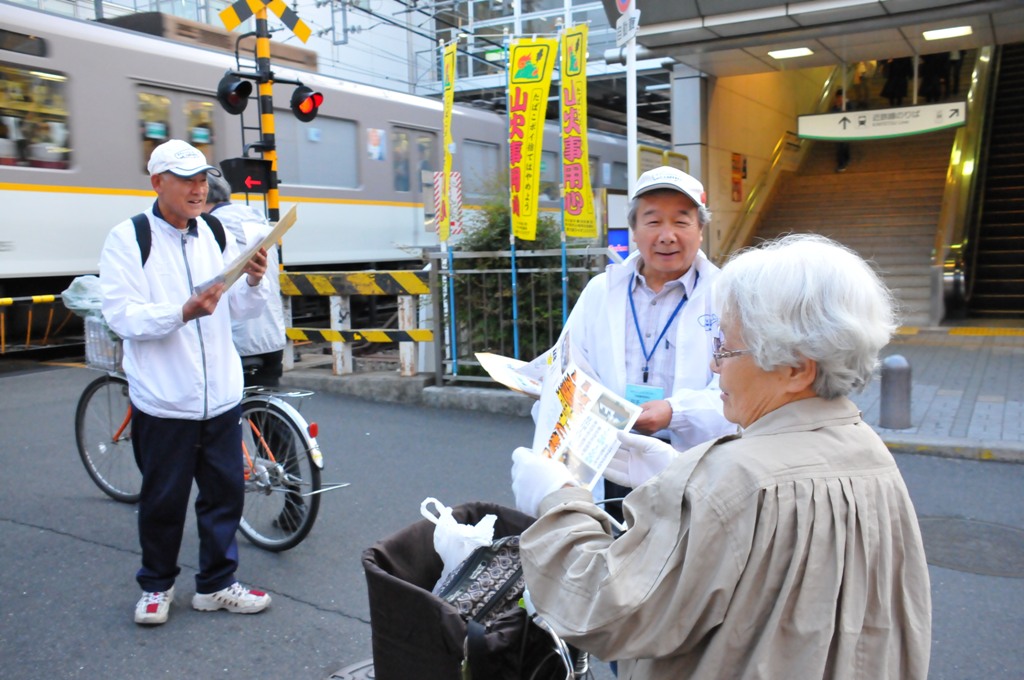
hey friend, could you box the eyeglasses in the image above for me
[712,336,753,368]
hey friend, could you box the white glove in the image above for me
[604,431,679,489]
[511,447,577,517]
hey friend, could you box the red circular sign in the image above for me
[616,0,631,13]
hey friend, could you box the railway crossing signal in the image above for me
[217,0,320,221]
[290,86,323,122]
[216,73,252,115]
[219,0,311,43]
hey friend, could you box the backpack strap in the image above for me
[131,212,226,267]
[201,212,227,254]
[130,213,151,266]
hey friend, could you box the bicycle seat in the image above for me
[241,356,264,374]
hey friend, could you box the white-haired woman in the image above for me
[511,234,932,679]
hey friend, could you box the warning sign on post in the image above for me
[798,101,966,141]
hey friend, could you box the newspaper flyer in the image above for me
[474,352,544,398]
[195,204,298,293]
[530,359,641,490]
[477,333,641,489]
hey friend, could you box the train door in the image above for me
[135,86,219,176]
[391,126,437,234]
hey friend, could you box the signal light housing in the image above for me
[216,73,253,115]
[290,86,323,122]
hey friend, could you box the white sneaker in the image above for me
[135,586,175,625]
[191,582,271,614]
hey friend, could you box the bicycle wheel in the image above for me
[238,397,321,551]
[75,374,141,503]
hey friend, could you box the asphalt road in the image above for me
[1,363,1022,679]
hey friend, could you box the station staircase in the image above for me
[755,129,954,327]
[968,42,1024,320]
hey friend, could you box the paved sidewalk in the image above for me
[851,327,1024,462]
[283,325,1024,464]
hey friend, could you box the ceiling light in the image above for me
[923,26,973,41]
[768,47,813,59]
[645,83,671,91]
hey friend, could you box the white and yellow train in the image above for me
[0,3,628,300]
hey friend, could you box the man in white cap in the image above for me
[517,166,735,522]
[99,139,273,625]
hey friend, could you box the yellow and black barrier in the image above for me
[279,271,430,297]
[0,294,72,354]
[285,328,433,344]
[279,271,433,377]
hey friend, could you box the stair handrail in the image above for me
[714,67,842,265]
[935,46,996,313]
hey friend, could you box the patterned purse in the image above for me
[435,535,525,626]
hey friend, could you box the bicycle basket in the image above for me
[85,316,123,372]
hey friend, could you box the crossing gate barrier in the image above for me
[279,271,434,376]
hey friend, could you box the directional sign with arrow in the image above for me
[220,157,273,195]
[798,101,967,141]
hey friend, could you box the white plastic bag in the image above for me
[420,497,496,595]
[60,275,104,319]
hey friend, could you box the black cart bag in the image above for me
[362,501,574,680]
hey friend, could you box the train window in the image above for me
[539,149,559,201]
[138,92,171,174]
[0,63,71,169]
[275,114,358,188]
[184,100,216,161]
[610,161,629,191]
[462,140,500,198]
[0,29,47,58]
[392,127,437,193]
[589,155,600,188]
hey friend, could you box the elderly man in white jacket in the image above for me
[544,166,735,514]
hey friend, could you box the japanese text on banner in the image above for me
[561,25,595,238]
[508,37,557,241]
[439,41,457,242]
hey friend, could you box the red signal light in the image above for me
[216,73,252,115]
[290,86,323,122]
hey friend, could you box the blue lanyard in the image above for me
[628,271,694,383]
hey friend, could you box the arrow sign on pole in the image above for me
[220,157,273,195]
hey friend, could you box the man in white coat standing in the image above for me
[555,166,735,517]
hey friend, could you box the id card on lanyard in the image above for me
[624,271,694,405]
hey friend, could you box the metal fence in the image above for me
[426,246,611,385]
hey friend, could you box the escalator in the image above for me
[967,42,1024,319]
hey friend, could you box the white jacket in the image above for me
[99,207,269,420]
[212,203,286,357]
[560,249,735,452]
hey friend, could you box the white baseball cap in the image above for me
[147,139,221,177]
[632,166,706,207]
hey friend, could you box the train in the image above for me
[0,2,629,302]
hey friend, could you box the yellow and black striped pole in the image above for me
[253,8,280,222]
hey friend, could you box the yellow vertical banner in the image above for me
[439,41,457,242]
[560,25,595,238]
[508,37,557,241]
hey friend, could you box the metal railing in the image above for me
[426,246,610,385]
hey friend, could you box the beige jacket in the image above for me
[520,397,931,679]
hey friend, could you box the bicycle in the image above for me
[74,317,345,551]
